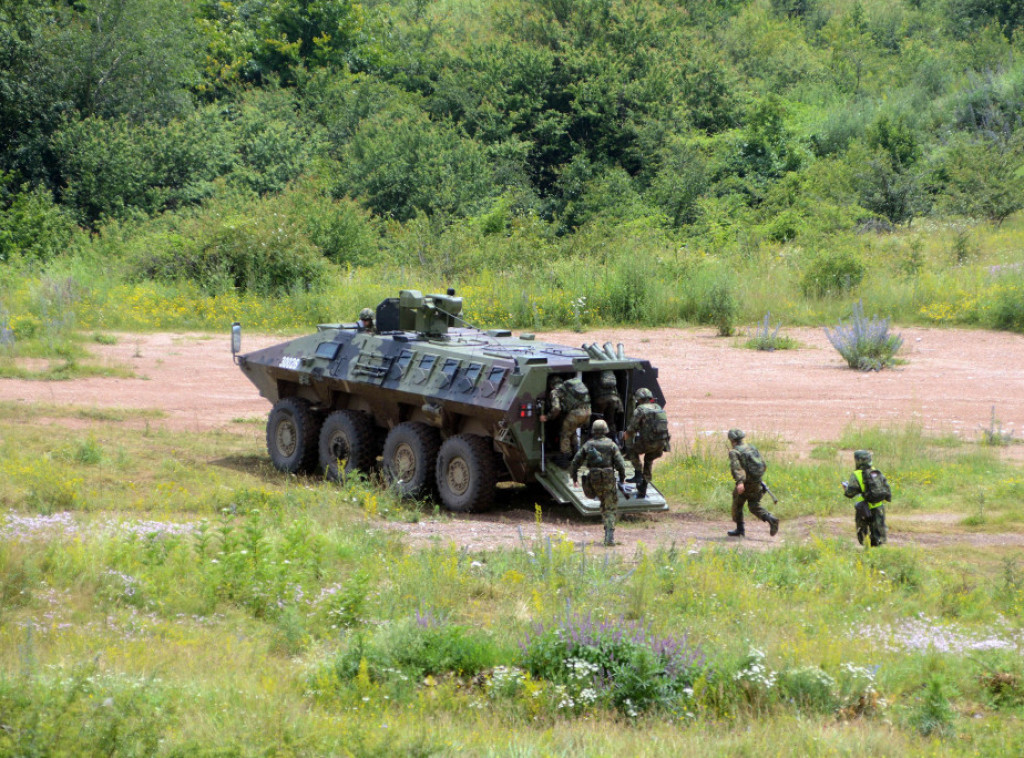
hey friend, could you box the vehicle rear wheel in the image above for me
[436,434,497,513]
[266,397,320,473]
[382,422,440,499]
[319,410,378,481]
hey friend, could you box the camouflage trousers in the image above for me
[856,502,887,547]
[593,395,623,434]
[558,407,591,455]
[584,467,619,532]
[732,480,772,523]
[626,442,665,483]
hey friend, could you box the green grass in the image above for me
[1,406,1023,755]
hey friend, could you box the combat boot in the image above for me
[767,515,780,537]
[727,522,745,537]
[603,525,616,547]
[627,471,642,484]
[636,479,648,499]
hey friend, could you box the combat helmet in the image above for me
[634,387,654,402]
[591,419,609,435]
[359,308,374,322]
[854,449,872,467]
[727,428,745,442]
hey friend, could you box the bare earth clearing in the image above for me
[4,326,1024,552]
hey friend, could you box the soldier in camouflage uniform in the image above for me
[726,428,779,538]
[358,308,375,332]
[842,450,888,547]
[591,370,624,434]
[539,376,591,465]
[570,419,627,546]
[624,387,671,499]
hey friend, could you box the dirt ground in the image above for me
[3,325,1024,552]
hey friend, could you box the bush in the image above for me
[824,300,903,371]
[126,197,329,295]
[330,612,505,687]
[800,249,865,297]
[745,312,797,351]
[521,611,706,717]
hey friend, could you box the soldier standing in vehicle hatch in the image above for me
[539,376,591,466]
[357,308,375,332]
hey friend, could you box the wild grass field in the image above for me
[1,391,1023,756]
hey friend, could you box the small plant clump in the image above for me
[745,312,798,351]
[979,405,1014,446]
[824,300,903,371]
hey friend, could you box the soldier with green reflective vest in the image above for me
[624,387,671,499]
[540,375,591,465]
[842,449,890,547]
[726,428,779,538]
[570,419,627,546]
[591,370,624,434]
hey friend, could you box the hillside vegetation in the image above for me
[2,0,1024,340]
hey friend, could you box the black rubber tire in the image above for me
[382,422,441,499]
[266,397,320,474]
[436,434,497,513]
[318,410,378,481]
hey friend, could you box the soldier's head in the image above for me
[634,387,654,404]
[854,449,872,468]
[591,419,609,437]
[727,428,745,446]
[359,308,374,328]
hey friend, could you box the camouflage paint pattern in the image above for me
[236,290,666,516]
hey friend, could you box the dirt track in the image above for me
[3,326,1023,551]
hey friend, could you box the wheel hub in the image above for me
[445,457,470,496]
[392,442,417,483]
[276,419,297,457]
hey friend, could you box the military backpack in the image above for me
[737,444,767,478]
[638,406,671,445]
[585,443,608,469]
[561,378,590,410]
[858,468,891,505]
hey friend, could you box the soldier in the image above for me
[591,370,624,434]
[726,428,779,537]
[570,419,627,546]
[624,387,671,499]
[357,308,375,332]
[842,450,890,547]
[539,375,591,465]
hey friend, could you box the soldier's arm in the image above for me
[569,447,584,481]
[613,447,627,481]
[728,449,746,483]
[843,475,862,499]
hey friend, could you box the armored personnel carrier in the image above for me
[232,289,669,516]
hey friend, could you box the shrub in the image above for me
[745,312,797,351]
[127,202,329,295]
[824,299,903,370]
[521,610,706,717]
[800,249,865,297]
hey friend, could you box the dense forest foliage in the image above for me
[3,0,1024,331]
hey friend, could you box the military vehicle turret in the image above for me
[232,289,669,516]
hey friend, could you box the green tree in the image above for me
[932,133,1024,225]
[335,103,495,222]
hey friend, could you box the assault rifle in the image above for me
[761,481,779,505]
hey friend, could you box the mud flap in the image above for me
[533,462,669,517]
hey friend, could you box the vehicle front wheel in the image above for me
[319,410,378,481]
[382,422,440,499]
[436,434,497,513]
[266,397,320,473]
